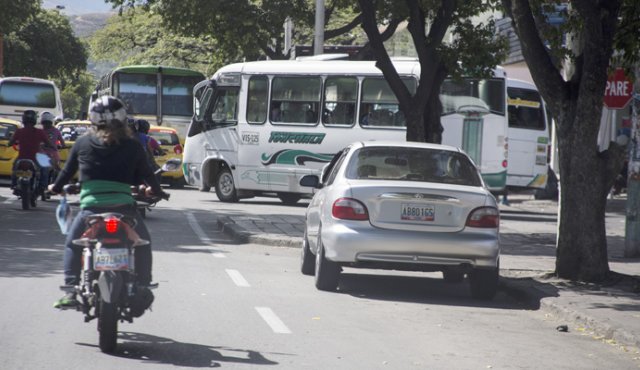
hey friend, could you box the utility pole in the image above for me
[314,0,324,55]
[0,33,4,77]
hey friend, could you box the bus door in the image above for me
[203,85,240,158]
[184,83,240,187]
[462,113,484,167]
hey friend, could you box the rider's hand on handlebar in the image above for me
[145,187,170,200]
[47,184,58,195]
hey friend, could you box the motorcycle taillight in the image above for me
[105,217,120,234]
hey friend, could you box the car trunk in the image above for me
[348,181,490,233]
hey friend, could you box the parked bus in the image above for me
[0,77,63,121]
[92,65,205,138]
[505,78,550,190]
[183,59,508,203]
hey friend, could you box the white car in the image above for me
[300,141,500,300]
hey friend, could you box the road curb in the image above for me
[500,272,640,350]
[217,216,302,248]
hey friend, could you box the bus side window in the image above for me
[207,88,239,129]
[247,76,268,124]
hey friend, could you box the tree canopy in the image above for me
[90,8,225,76]
[3,9,87,79]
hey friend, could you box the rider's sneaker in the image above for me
[53,292,79,309]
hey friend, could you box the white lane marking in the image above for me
[255,307,291,334]
[186,211,226,258]
[226,269,251,287]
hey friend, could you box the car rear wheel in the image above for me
[314,237,340,291]
[300,231,315,276]
[442,269,465,283]
[469,263,499,300]
[215,168,238,202]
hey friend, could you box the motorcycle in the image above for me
[12,156,43,210]
[55,160,177,353]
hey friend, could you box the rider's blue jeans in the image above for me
[63,204,152,286]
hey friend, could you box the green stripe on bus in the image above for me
[482,171,507,188]
[113,65,205,77]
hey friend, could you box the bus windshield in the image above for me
[440,78,505,116]
[0,81,56,108]
[116,73,157,115]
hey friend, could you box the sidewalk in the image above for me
[217,193,640,352]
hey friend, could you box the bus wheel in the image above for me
[215,168,238,202]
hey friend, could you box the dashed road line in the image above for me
[226,269,251,287]
[255,307,291,334]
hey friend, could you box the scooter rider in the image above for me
[9,110,54,194]
[49,96,169,308]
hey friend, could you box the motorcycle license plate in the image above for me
[94,248,129,271]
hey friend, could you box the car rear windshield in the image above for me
[149,130,179,145]
[345,147,482,186]
[0,123,17,140]
[58,124,90,141]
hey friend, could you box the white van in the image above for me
[0,77,63,121]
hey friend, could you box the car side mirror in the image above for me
[299,174,321,189]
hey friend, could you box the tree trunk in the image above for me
[424,64,446,144]
[555,110,611,281]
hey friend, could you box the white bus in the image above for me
[505,78,550,190]
[0,77,63,121]
[183,59,508,204]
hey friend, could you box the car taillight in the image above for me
[502,160,508,168]
[332,198,369,221]
[466,207,499,228]
[174,144,183,154]
[105,217,120,234]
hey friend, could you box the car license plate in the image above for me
[401,203,435,221]
[94,248,129,271]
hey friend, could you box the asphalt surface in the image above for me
[217,192,640,354]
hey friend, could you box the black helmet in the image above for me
[22,110,37,125]
[135,119,150,134]
[89,95,128,127]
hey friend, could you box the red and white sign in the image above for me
[604,68,633,109]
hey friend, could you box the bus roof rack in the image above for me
[295,53,350,61]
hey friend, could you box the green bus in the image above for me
[92,65,206,138]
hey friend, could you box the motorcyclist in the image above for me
[129,118,161,175]
[8,110,54,194]
[49,96,168,308]
[40,111,65,169]
[39,112,65,192]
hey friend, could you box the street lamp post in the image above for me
[314,0,324,55]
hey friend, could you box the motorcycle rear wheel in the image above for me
[20,184,30,210]
[98,300,118,353]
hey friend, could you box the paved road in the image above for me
[0,186,638,369]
